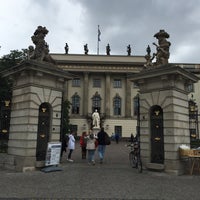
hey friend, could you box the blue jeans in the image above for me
[88,150,95,162]
[98,145,106,160]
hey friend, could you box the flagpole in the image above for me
[97,25,100,55]
[97,38,99,55]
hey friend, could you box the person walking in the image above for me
[97,127,108,164]
[80,131,87,159]
[86,131,97,165]
[115,132,120,144]
[61,134,69,157]
[67,131,75,162]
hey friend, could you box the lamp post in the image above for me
[136,94,141,155]
[189,96,199,144]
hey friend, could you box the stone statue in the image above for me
[92,109,100,128]
[84,44,89,55]
[106,44,111,55]
[65,43,69,54]
[127,44,131,56]
[144,45,153,67]
[29,26,55,64]
[27,45,35,60]
[152,29,171,65]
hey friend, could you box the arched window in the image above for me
[92,92,101,113]
[72,93,80,114]
[113,95,121,115]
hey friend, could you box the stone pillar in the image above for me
[105,73,111,117]
[2,60,72,172]
[63,81,68,101]
[129,65,199,175]
[83,72,89,116]
[125,77,132,117]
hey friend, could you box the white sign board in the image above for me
[45,142,61,166]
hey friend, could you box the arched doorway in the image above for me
[36,103,51,161]
[150,105,164,164]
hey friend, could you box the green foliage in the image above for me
[61,99,72,137]
[0,49,27,71]
[191,139,200,148]
[0,49,27,100]
[0,78,12,101]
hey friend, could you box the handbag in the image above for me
[95,139,98,148]
[105,133,111,145]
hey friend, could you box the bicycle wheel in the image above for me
[129,151,137,168]
[136,156,143,173]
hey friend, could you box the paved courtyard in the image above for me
[1,140,200,200]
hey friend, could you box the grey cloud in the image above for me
[73,0,200,62]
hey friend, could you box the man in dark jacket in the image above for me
[97,127,107,163]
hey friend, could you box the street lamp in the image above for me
[189,96,199,141]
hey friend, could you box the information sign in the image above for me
[45,142,61,166]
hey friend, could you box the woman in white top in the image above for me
[67,132,75,162]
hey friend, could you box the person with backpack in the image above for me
[97,127,110,164]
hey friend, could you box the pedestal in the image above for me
[92,127,100,137]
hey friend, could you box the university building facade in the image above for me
[51,53,200,139]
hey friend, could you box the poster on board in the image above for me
[45,142,62,166]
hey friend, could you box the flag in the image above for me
[98,25,101,42]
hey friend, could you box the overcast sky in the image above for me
[1,0,200,63]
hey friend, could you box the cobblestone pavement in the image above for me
[1,140,200,200]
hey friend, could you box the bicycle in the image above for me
[127,140,142,173]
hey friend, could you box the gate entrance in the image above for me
[150,105,164,164]
[36,103,51,161]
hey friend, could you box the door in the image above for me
[36,103,51,161]
[150,105,164,164]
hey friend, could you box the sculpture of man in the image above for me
[84,44,89,55]
[152,29,171,65]
[92,109,100,128]
[65,43,69,54]
[106,44,111,55]
[127,44,131,56]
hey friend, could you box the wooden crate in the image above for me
[193,149,200,156]
[179,148,194,157]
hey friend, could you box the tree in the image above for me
[0,49,27,70]
[60,99,72,140]
[0,49,27,100]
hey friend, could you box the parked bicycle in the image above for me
[127,137,142,173]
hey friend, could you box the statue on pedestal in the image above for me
[28,26,55,64]
[92,109,100,128]
[152,29,171,65]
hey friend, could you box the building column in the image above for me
[83,72,89,116]
[63,81,68,101]
[105,73,111,117]
[125,77,131,117]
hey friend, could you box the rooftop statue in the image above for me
[144,45,153,68]
[127,44,131,56]
[65,43,69,54]
[28,26,55,64]
[152,29,171,66]
[84,44,89,55]
[106,44,111,55]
